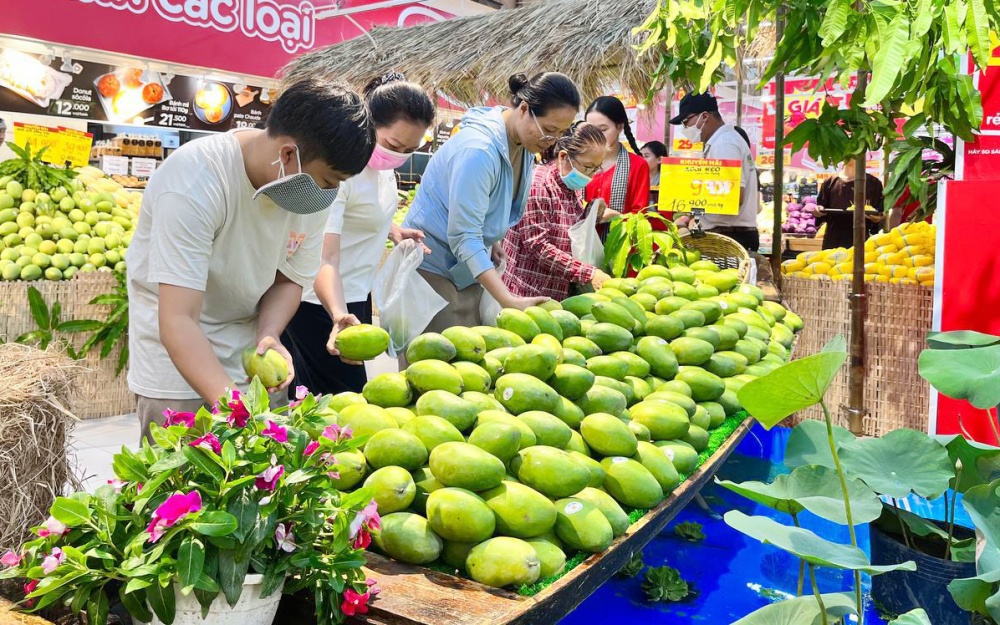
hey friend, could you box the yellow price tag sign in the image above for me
[12,124,92,167]
[658,158,742,215]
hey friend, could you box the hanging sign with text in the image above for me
[658,158,742,215]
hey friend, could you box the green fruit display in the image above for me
[568,451,605,487]
[364,429,428,471]
[441,541,477,571]
[586,322,634,353]
[406,333,458,362]
[644,314,686,340]
[550,310,582,339]
[548,364,595,400]
[691,405,712,430]
[328,392,367,412]
[426,487,496,542]
[429,442,506,491]
[580,413,638,457]
[504,344,559,380]
[376,513,442,565]
[611,351,651,378]
[600,457,664,509]
[482,481,558,538]
[402,415,465,451]
[494,373,560,414]
[563,336,602,359]
[518,411,573,448]
[561,294,602,317]
[497,309,542,342]
[633,441,681,493]
[411,468,444,515]
[628,419,652,442]
[575,385,627,417]
[466,537,541,588]
[553,498,614,553]
[683,424,711,451]
[406,360,465,395]
[669,337,715,366]
[629,400,690,440]
[524,306,564,340]
[364,466,416,514]
[240,347,288,388]
[327,450,367,490]
[586,355,630,381]
[385,406,416,427]
[591,301,637,331]
[334,324,390,361]
[552,396,586,429]
[511,446,591,498]
[363,373,413,408]
[416,390,478,432]
[676,367,726,401]
[472,326,525,351]
[635,336,680,379]
[453,361,492,394]
[571,487,630,537]
[477,411,537,448]
[655,441,699,474]
[442,326,488,362]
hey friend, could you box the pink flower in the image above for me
[341,588,370,617]
[321,424,353,442]
[227,390,250,428]
[303,441,320,456]
[190,433,222,455]
[37,516,67,538]
[162,409,196,428]
[275,523,296,553]
[41,548,64,574]
[349,499,380,550]
[146,491,202,543]
[1,551,21,567]
[255,465,284,491]
[137,483,143,493]
[352,530,372,550]
[107,479,126,493]
[23,579,38,605]
[261,420,288,443]
[366,578,381,597]
[295,386,308,400]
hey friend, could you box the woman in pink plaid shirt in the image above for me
[502,123,612,299]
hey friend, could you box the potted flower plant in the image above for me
[0,380,380,625]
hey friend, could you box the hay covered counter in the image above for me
[312,254,802,625]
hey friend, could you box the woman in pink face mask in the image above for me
[282,73,435,395]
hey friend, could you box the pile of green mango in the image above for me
[322,258,803,589]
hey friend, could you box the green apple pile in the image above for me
[303,255,803,590]
[0,165,141,281]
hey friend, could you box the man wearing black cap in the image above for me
[670,92,760,251]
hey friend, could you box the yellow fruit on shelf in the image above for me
[890,266,909,278]
[911,255,934,267]
[876,244,899,255]
[811,262,832,275]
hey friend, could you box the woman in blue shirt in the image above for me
[402,72,581,331]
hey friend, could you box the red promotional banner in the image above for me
[4,0,478,80]
[761,76,857,150]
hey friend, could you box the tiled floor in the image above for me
[71,354,400,491]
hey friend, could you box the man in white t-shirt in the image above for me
[670,92,760,251]
[126,79,375,437]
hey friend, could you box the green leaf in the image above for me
[949,569,1000,620]
[819,0,851,45]
[259,561,286,599]
[839,429,954,499]
[149,450,188,473]
[190,511,239,537]
[737,350,847,428]
[718,464,882,525]
[963,478,1000,555]
[784,419,857,470]
[927,331,1000,349]
[612,241,631,278]
[221,440,236,469]
[864,12,909,105]
[87,587,110,625]
[183,446,225,482]
[56,319,104,333]
[724,511,916,574]
[178,537,206,594]
[15,330,51,346]
[218,548,250,607]
[119,586,153,623]
[636,217,653,265]
[967,0,991,67]
[890,609,933,624]
[731,593,857,625]
[918,344,1000,409]
[124,578,153,594]
[934,434,1000,492]
[146,581,176,625]
[27,286,50,331]
[227,493,259,542]
[50,496,92,527]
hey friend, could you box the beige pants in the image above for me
[419,269,484,333]
[136,392,290,443]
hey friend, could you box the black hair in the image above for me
[363,72,436,129]
[540,122,607,164]
[586,95,641,155]
[642,141,668,158]
[734,126,752,149]
[508,72,581,117]
[267,79,375,176]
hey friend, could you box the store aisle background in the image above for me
[71,351,400,491]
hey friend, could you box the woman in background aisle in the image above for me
[502,123,612,300]
[402,72,581,332]
[641,140,668,208]
[584,96,652,230]
[283,73,435,395]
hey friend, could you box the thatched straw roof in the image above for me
[280,0,660,104]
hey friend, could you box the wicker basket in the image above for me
[680,232,753,283]
[781,276,933,436]
[0,273,135,419]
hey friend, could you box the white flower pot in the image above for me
[136,574,284,625]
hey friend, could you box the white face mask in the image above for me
[253,146,338,215]
[678,114,705,144]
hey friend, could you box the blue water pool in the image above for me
[561,423,971,624]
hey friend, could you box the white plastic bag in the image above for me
[372,240,447,357]
[478,259,506,327]
[569,201,604,267]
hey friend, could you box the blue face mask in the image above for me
[560,154,593,190]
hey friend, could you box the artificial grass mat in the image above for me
[422,412,751,597]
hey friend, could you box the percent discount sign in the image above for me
[658,158,742,215]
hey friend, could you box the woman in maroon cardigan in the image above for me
[503,123,612,299]
[583,96,653,233]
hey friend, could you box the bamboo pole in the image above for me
[848,69,869,435]
[769,9,786,284]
